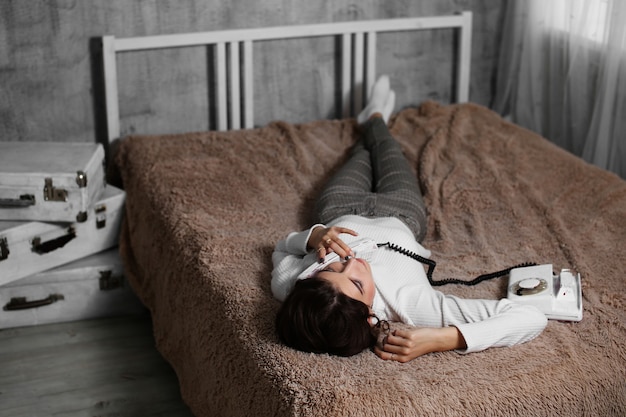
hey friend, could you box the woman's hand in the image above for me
[374,327,467,363]
[308,226,358,262]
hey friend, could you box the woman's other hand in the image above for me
[308,226,358,262]
[374,327,467,363]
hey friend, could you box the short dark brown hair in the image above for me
[275,277,374,357]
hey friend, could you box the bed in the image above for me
[102,13,626,417]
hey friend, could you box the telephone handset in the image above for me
[297,238,379,279]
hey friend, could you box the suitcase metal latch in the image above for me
[76,170,87,188]
[0,237,9,261]
[95,204,107,229]
[43,178,68,202]
[99,270,124,290]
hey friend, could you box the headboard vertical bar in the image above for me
[242,40,254,129]
[228,41,241,130]
[102,36,121,143]
[364,32,377,102]
[456,11,472,102]
[341,34,352,118]
[215,42,228,131]
[352,33,365,116]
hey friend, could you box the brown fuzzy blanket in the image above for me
[115,102,626,417]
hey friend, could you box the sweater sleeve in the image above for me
[439,296,548,353]
[270,224,324,302]
[383,280,548,353]
[374,246,548,354]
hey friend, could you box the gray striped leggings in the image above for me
[315,117,427,242]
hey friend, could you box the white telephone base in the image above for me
[507,264,583,322]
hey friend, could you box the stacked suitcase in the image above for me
[0,142,145,329]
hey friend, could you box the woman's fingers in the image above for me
[318,227,358,260]
[334,238,353,259]
[374,327,413,362]
[373,344,408,363]
[315,246,329,262]
[376,328,443,362]
[383,332,411,352]
[319,240,347,260]
[387,329,411,341]
[337,227,358,237]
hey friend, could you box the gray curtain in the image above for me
[492,0,625,178]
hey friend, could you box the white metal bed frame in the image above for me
[101,12,472,144]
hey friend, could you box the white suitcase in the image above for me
[0,142,106,223]
[0,248,145,329]
[0,185,125,286]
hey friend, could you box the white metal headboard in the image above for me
[101,12,472,144]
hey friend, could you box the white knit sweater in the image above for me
[271,215,547,353]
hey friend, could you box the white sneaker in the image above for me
[382,90,396,124]
[357,75,391,124]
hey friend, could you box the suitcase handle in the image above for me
[3,294,65,311]
[31,227,76,254]
[0,194,36,208]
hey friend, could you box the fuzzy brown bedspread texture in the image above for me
[116,102,626,417]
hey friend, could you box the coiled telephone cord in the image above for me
[377,242,536,287]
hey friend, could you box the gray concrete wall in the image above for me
[0,0,505,145]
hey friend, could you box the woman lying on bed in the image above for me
[271,76,547,363]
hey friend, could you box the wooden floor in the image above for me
[0,314,194,417]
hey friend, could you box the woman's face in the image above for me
[316,258,376,307]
